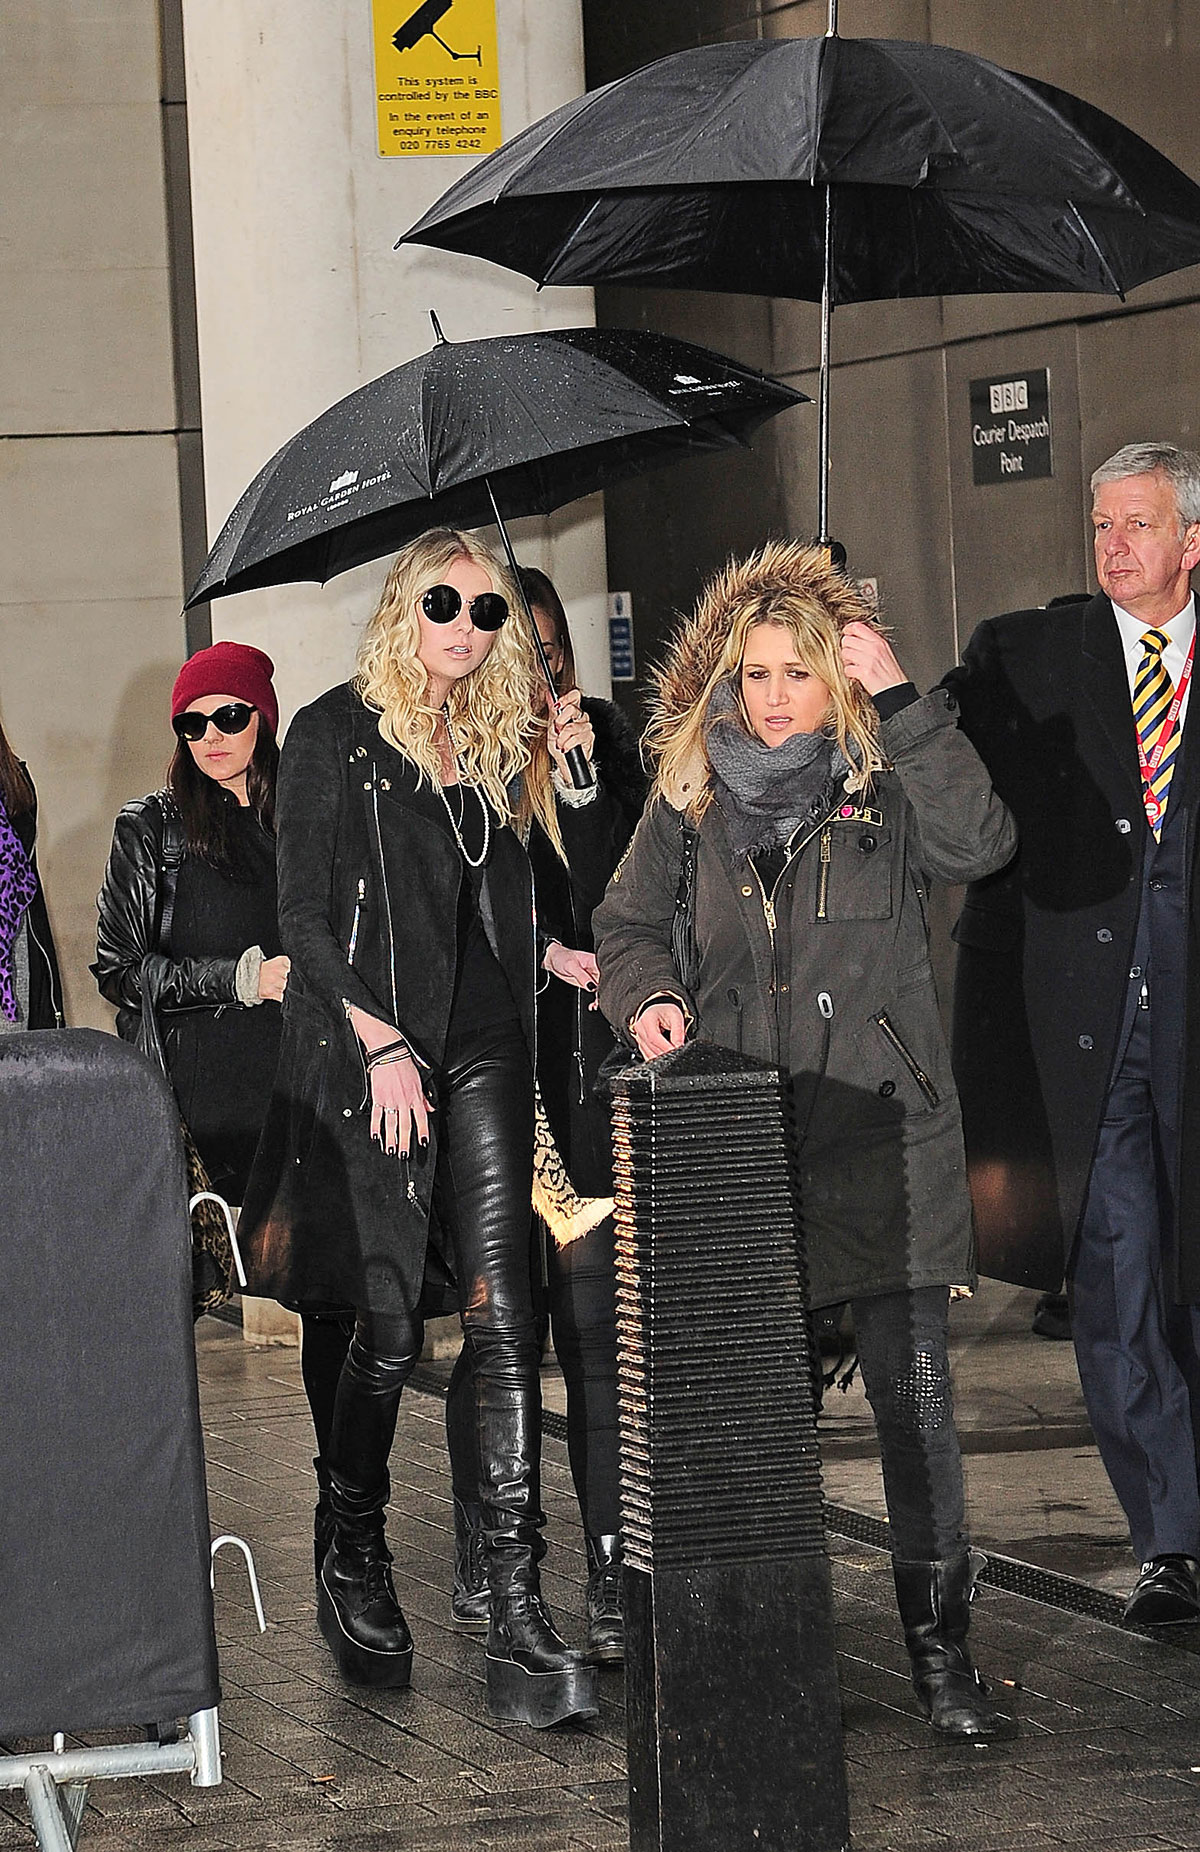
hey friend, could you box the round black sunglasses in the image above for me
[173,702,256,742]
[421,584,509,632]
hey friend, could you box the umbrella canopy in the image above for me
[185,323,807,608]
[398,37,1200,302]
[398,35,1200,538]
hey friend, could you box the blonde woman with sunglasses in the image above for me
[239,528,598,1728]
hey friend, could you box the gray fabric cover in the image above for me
[0,1029,219,1735]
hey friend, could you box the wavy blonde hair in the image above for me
[647,539,887,819]
[355,527,562,853]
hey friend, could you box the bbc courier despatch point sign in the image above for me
[374,0,501,159]
[970,369,1052,485]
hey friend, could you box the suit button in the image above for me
[1116,818,1132,834]
[1079,1035,1094,1050]
[1096,929,1112,943]
[858,833,877,853]
[879,1080,896,1097]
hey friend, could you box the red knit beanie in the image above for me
[171,642,278,737]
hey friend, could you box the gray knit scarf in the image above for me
[705,678,852,858]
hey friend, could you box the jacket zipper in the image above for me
[25,914,64,1027]
[348,878,365,964]
[874,1011,939,1107]
[748,809,836,940]
[369,770,399,1021]
[816,826,832,921]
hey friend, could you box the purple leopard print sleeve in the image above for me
[0,791,37,1022]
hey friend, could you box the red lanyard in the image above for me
[1137,630,1194,785]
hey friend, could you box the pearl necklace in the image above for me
[437,710,491,868]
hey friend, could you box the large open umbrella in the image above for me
[397,15,1200,541]
[185,320,807,784]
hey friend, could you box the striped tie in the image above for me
[1133,628,1178,835]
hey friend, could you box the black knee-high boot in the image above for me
[892,1553,1017,1740]
[318,1330,416,1689]
[473,1348,598,1728]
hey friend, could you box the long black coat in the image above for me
[532,698,646,1195]
[595,691,1017,1310]
[238,683,538,1315]
[946,592,1200,1299]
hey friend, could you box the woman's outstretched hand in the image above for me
[549,688,595,777]
[543,941,599,998]
[841,621,907,697]
[632,998,689,1060]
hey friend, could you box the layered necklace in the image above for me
[437,707,491,868]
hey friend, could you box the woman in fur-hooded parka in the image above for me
[593,542,1020,1742]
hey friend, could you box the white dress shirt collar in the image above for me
[1111,592,1197,710]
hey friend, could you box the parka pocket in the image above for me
[815,822,894,922]
[871,1010,940,1110]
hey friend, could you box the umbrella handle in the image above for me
[483,479,597,792]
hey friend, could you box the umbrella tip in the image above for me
[430,310,448,344]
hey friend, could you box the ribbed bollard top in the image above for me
[610,1042,826,1574]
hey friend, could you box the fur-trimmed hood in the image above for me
[648,539,878,807]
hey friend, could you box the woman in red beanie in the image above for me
[93,642,290,1265]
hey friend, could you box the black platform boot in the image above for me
[477,1383,598,1727]
[892,1553,1017,1741]
[317,1473,413,1689]
[584,1534,624,1665]
[487,1567,599,1728]
[313,1457,335,1584]
[451,1497,490,1629]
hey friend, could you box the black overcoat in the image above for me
[238,683,538,1315]
[595,691,1017,1311]
[946,592,1200,1300]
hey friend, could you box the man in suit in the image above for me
[948,443,1200,1624]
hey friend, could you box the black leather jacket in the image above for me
[92,792,241,1042]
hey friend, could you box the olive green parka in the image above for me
[594,687,1017,1310]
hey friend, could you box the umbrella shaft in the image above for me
[818,184,833,544]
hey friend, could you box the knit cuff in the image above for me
[552,765,600,807]
[871,681,920,722]
[235,945,264,1006]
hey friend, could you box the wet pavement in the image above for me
[5,1280,1200,1851]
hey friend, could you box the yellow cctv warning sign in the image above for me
[373,0,502,158]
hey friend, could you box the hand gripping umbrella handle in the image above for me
[484,480,596,792]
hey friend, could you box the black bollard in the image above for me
[611,1043,851,1852]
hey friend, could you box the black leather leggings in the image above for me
[446,1210,620,1537]
[326,1020,540,1571]
[852,1286,966,1562]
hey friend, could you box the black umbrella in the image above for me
[185,320,808,785]
[398,22,1200,540]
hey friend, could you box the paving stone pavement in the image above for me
[6,1302,1200,1852]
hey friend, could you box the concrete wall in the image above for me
[0,1,197,1028]
[180,0,610,728]
[583,0,1200,713]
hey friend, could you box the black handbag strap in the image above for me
[671,819,699,993]
[150,790,186,956]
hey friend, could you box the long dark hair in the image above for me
[519,565,577,694]
[167,721,279,875]
[0,718,33,818]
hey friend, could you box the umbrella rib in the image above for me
[1066,200,1126,296]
